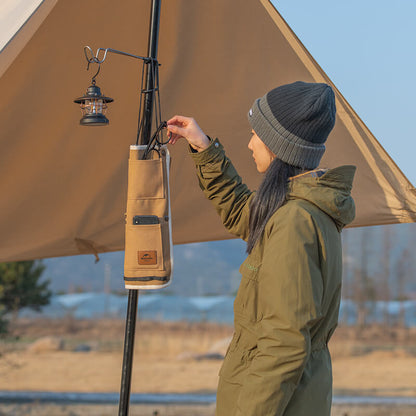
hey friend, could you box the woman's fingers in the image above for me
[167,115,192,127]
[166,116,192,144]
[168,133,181,145]
[167,116,190,144]
[167,123,186,138]
[166,127,183,145]
[166,115,210,151]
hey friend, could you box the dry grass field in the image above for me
[1,318,416,396]
[1,319,416,415]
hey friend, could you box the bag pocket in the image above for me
[128,158,165,200]
[124,223,165,272]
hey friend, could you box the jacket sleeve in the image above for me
[190,138,253,241]
[236,205,324,416]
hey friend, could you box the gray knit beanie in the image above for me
[248,81,336,169]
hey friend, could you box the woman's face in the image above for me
[248,131,275,173]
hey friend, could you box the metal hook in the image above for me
[84,46,101,84]
[84,46,96,64]
[91,64,101,84]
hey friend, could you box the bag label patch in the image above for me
[138,251,157,265]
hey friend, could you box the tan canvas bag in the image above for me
[124,145,172,289]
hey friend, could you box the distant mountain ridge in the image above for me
[43,223,416,297]
[44,239,247,296]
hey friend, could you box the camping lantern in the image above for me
[74,82,113,126]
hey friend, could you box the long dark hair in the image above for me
[247,158,304,254]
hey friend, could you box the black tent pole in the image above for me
[118,1,161,415]
[118,290,139,416]
[139,0,162,146]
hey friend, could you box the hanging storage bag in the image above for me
[124,144,172,289]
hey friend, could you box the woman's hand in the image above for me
[167,115,210,152]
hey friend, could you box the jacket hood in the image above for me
[287,165,356,230]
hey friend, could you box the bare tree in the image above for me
[355,228,375,331]
[396,248,410,328]
[341,229,351,324]
[381,226,393,326]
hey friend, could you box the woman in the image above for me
[167,81,356,416]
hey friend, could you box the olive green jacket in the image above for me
[190,139,356,416]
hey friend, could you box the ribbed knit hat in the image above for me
[248,81,336,169]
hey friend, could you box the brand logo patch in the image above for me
[138,251,157,265]
[249,109,253,117]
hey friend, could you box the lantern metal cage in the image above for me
[74,81,114,126]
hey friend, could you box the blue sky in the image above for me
[1,1,414,186]
[273,0,416,186]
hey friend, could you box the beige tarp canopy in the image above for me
[0,0,415,262]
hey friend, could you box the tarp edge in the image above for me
[0,0,59,78]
